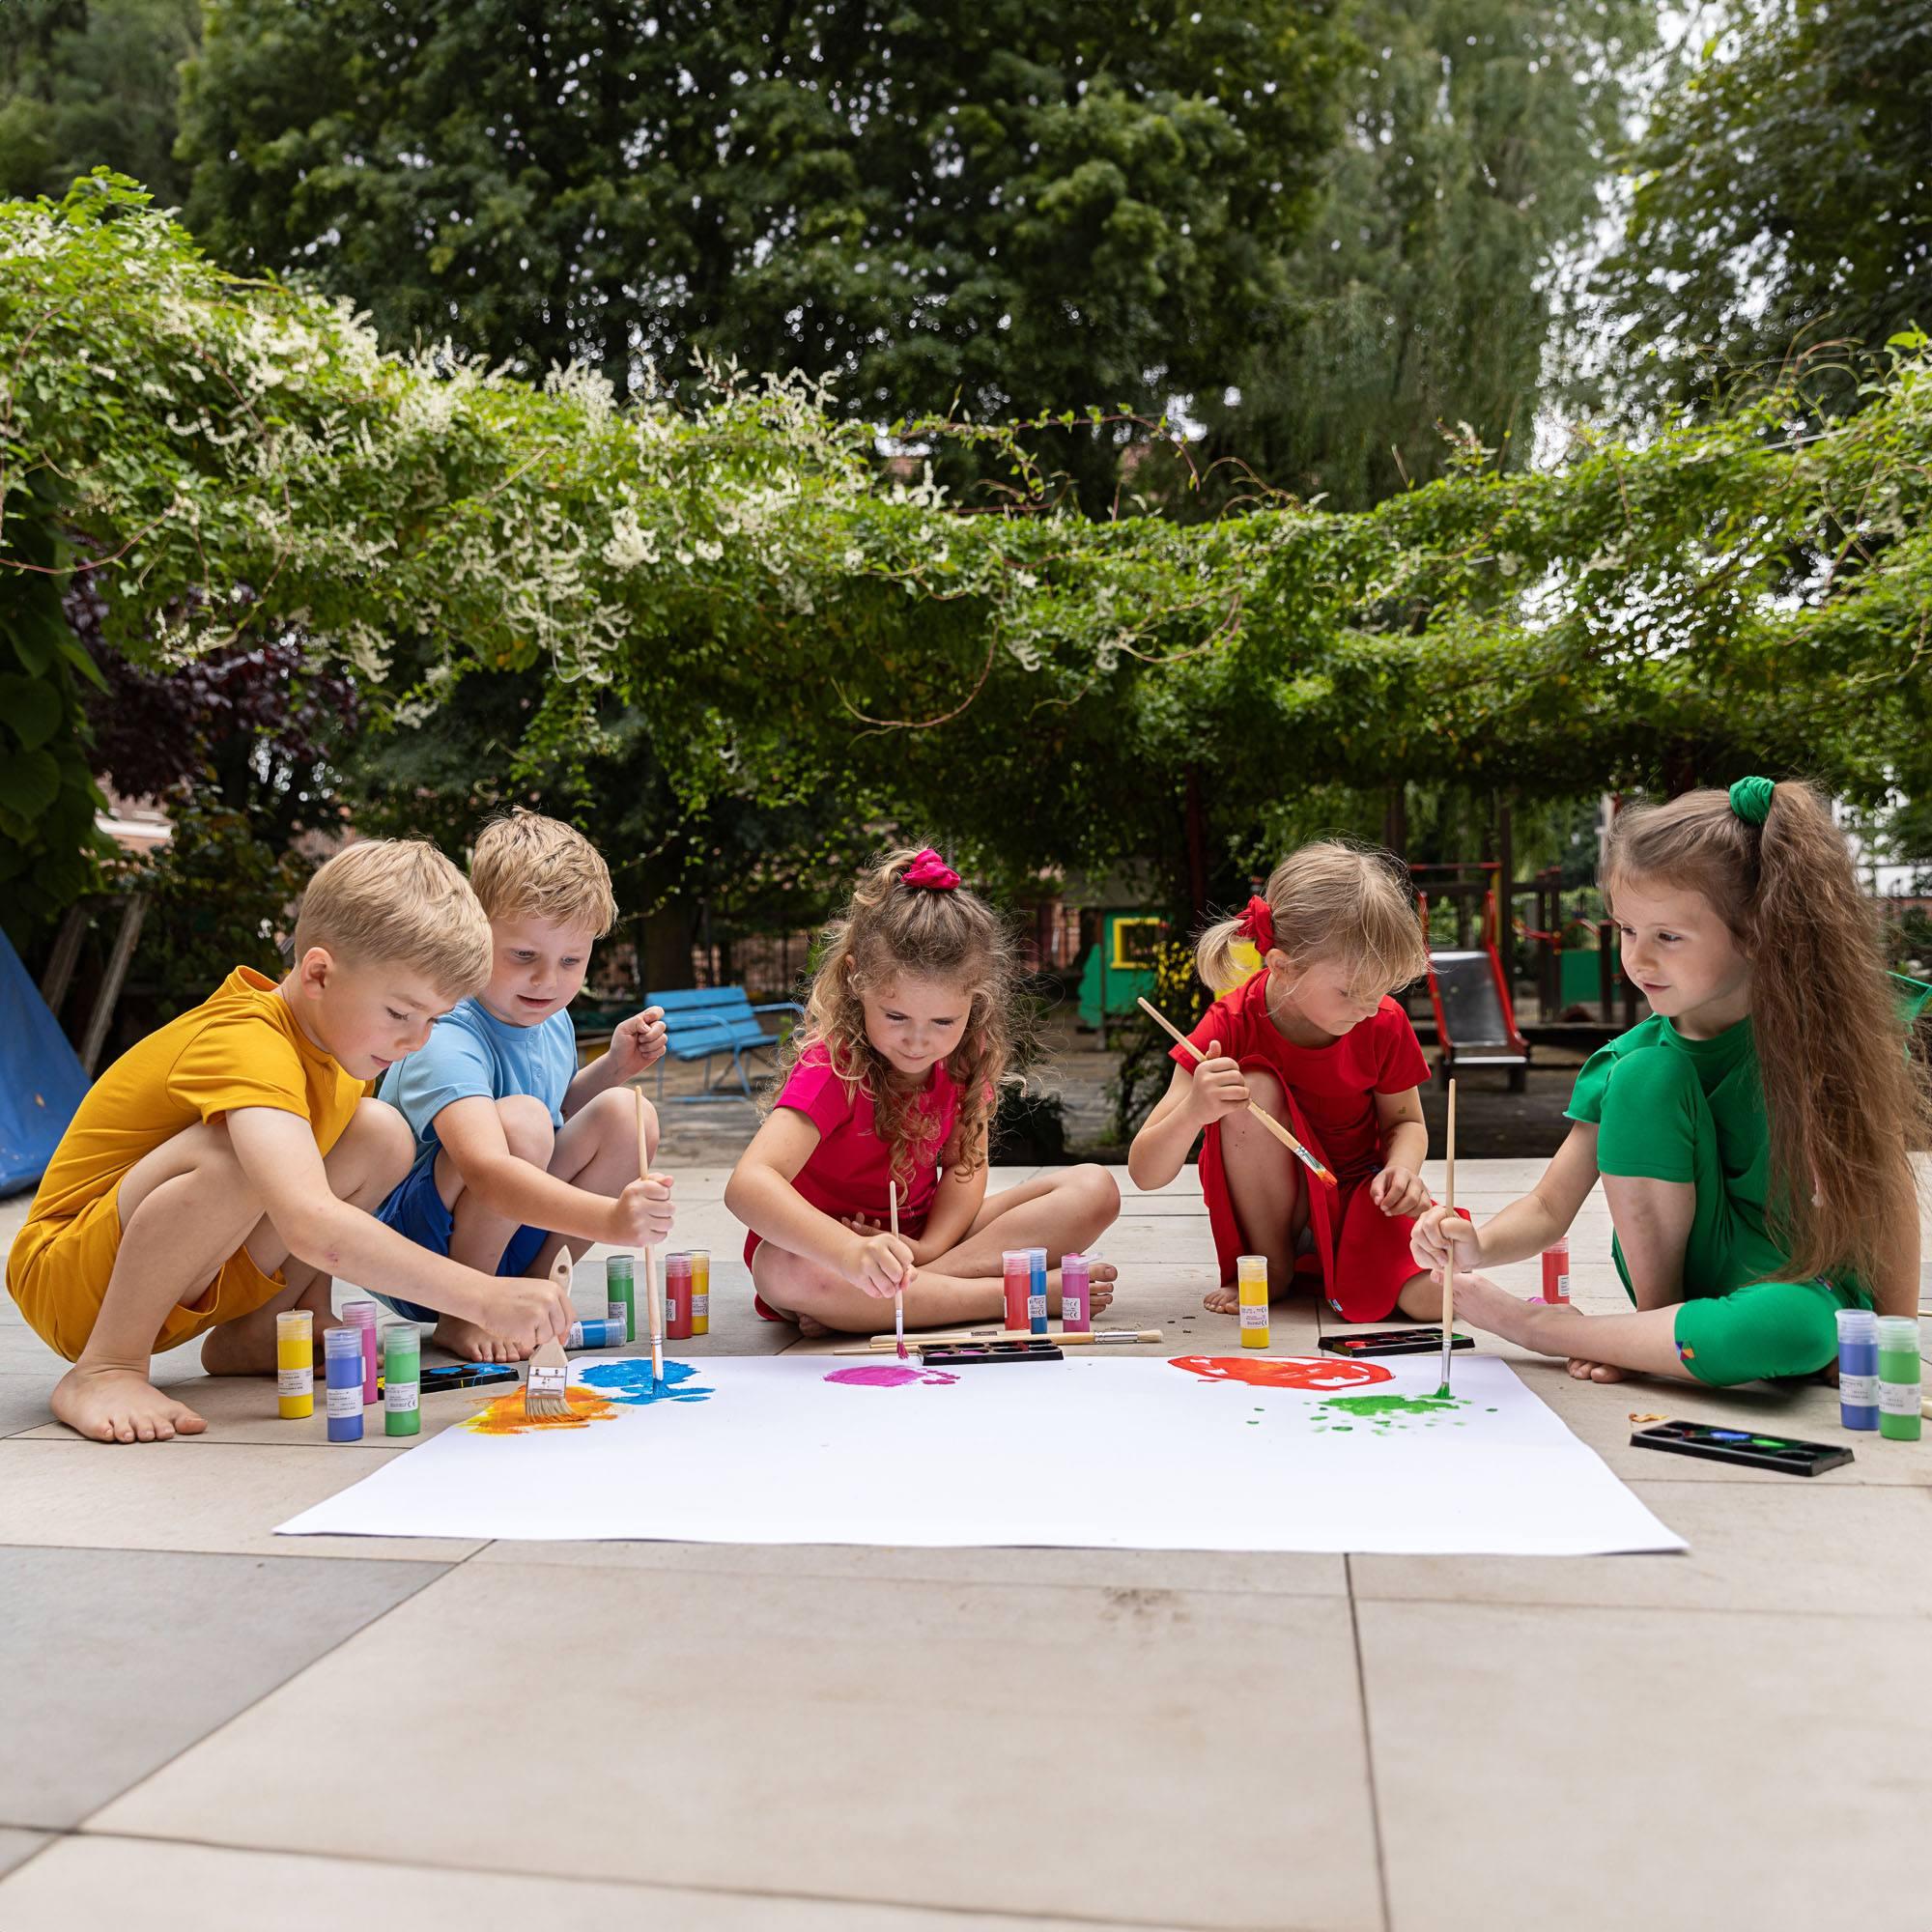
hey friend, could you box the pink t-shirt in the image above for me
[748,1041,960,1262]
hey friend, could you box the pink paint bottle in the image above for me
[1061,1253,1092,1332]
[1541,1239,1571,1305]
[1001,1251,1030,1333]
[345,1298,379,1405]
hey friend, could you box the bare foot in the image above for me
[1567,1358,1627,1382]
[1204,1276,1289,1316]
[433,1313,529,1363]
[51,1364,208,1444]
[1054,1261,1117,1316]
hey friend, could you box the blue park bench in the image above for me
[647,985,804,1104]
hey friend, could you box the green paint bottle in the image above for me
[384,1324,421,1437]
[1875,1316,1921,1442]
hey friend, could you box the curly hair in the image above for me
[1605,779,1931,1297]
[783,845,1022,1185]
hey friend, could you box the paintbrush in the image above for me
[1135,996,1337,1188]
[889,1179,907,1361]
[636,1089,666,1392]
[837,1326,1165,1355]
[1436,1077,1457,1399]
[522,1249,577,1420]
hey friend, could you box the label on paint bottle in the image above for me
[1879,1379,1921,1415]
[385,1385,419,1414]
[1840,1372,1879,1409]
[1239,1301,1269,1330]
[277,1366,312,1398]
[1027,1292,1046,1326]
[325,1382,360,1419]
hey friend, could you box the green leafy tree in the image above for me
[0,0,198,205]
[1600,0,1932,412]
[177,0,1348,506]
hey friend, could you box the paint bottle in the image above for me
[1062,1253,1092,1333]
[1541,1238,1571,1305]
[1875,1315,1922,1442]
[323,1325,364,1442]
[664,1251,694,1341]
[384,1324,421,1437]
[566,1317,627,1349]
[344,1297,379,1404]
[605,1254,636,1344]
[1027,1247,1049,1336]
[1237,1255,1269,1350]
[1002,1251,1031,1332]
[1835,1307,1879,1432]
[275,1309,313,1419]
[690,1250,710,1336]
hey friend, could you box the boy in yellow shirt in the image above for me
[7,839,579,1443]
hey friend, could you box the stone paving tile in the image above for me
[0,1835,1168,1930]
[0,1546,448,1831]
[0,1830,50,1879]
[95,1561,1384,1932]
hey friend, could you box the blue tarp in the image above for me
[0,925,88,1196]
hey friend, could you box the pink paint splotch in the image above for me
[823,1365,959,1388]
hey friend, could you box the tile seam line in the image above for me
[51,1826,1321,1931]
[1344,1553,1394,1932]
[57,1553,455,1833]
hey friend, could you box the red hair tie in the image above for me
[901,848,960,892]
[1236,895,1275,954]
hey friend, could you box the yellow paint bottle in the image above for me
[1236,1255,1269,1350]
[691,1249,710,1336]
[276,1309,314,1418]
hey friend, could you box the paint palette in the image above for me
[1320,1328,1473,1359]
[1629,1419,1854,1476]
[920,1340,1065,1367]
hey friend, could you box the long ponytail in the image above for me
[1606,780,1929,1292]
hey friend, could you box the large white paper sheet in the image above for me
[276,1352,1684,1556]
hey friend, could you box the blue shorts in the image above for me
[372,1151,552,1323]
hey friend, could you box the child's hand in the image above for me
[603,1174,674,1247]
[608,1006,668,1076]
[846,1230,916,1299]
[1410,1204,1481,1278]
[1186,1041,1251,1125]
[493,1267,577,1352]
[1370,1164,1430,1218]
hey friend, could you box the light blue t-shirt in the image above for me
[378,997,578,1174]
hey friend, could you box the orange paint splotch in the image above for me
[1167,1354,1394,1393]
[461,1385,621,1435]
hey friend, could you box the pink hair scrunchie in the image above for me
[901,848,961,892]
[1236,895,1276,954]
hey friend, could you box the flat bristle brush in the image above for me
[522,1249,577,1419]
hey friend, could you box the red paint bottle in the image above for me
[664,1252,694,1340]
[1541,1238,1571,1304]
[1001,1251,1030,1332]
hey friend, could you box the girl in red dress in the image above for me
[1129,843,1446,1324]
[726,845,1122,1335]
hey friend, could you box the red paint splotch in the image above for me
[462,1385,621,1435]
[1167,1354,1394,1392]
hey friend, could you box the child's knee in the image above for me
[1603,1044,1700,1137]
[1676,1283,1839,1384]
[347,1097,415,1185]
[1062,1162,1121,1225]
[496,1094,556,1163]
[582,1083,653,1153]
[1244,1067,1287,1116]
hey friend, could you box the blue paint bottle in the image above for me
[324,1324,364,1442]
[1836,1307,1879,1431]
[1026,1247,1048,1335]
[565,1317,626,1350]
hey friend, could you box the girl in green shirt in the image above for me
[1411,777,1927,1387]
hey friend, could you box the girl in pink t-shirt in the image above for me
[726,846,1122,1335]
[1128,842,1455,1325]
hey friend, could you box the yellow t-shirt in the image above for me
[12,965,364,1272]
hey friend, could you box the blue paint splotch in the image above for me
[577,1358,714,1406]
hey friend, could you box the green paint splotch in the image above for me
[1312,1391,1471,1433]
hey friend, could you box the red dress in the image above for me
[1175,976,1433,1322]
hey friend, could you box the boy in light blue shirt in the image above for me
[376,811,675,1360]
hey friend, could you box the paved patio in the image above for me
[3,1157,1929,1931]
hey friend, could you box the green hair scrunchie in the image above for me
[1729,776,1776,826]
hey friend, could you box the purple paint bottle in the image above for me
[1062,1253,1092,1333]
[324,1325,364,1442]
[345,1298,379,1405]
[1836,1307,1879,1432]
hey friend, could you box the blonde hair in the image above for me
[784,846,1021,1184]
[469,809,617,937]
[1195,841,1428,997]
[293,839,493,995]
[1605,779,1929,1293]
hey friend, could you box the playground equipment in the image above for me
[1414,867,1530,1092]
[1077,911,1168,1030]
